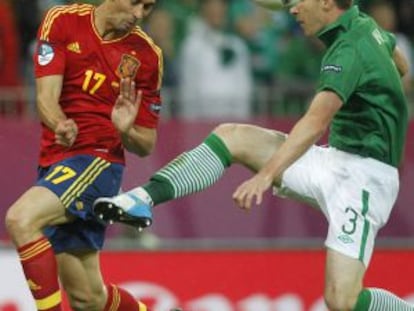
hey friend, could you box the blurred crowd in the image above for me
[1,0,414,119]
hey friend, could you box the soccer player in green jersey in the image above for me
[94,0,413,310]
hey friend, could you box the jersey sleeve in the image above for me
[135,47,164,128]
[383,30,397,54]
[316,42,363,104]
[33,6,68,78]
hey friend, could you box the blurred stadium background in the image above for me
[0,0,413,310]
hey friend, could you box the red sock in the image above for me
[104,284,149,311]
[18,236,62,311]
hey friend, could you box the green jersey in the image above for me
[316,6,407,167]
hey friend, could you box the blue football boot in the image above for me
[93,190,153,230]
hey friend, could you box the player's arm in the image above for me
[36,75,65,129]
[233,91,342,209]
[393,46,409,77]
[36,75,78,147]
[118,45,163,157]
[34,7,78,147]
[384,30,409,78]
[120,125,157,157]
[116,44,163,157]
[260,42,355,182]
[112,78,157,157]
[261,91,342,182]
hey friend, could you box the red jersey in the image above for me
[34,4,163,166]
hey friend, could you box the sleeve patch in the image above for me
[150,103,162,114]
[37,42,55,66]
[321,64,343,73]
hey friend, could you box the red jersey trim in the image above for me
[131,27,164,90]
[40,4,93,41]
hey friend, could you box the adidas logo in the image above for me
[75,200,84,211]
[67,42,81,54]
[27,279,42,291]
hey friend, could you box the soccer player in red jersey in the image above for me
[5,1,162,310]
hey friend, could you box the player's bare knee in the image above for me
[5,206,34,240]
[212,123,238,139]
[324,286,358,311]
[212,123,248,159]
[272,130,287,143]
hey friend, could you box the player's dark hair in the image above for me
[334,0,353,9]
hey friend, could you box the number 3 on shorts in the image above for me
[44,165,77,184]
[341,189,370,237]
[342,207,358,234]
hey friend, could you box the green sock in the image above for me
[354,288,413,310]
[353,289,371,310]
[142,133,232,205]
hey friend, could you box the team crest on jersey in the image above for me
[37,41,54,66]
[116,54,140,79]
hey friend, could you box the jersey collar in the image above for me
[317,5,360,47]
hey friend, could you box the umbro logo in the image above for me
[67,42,81,54]
[337,234,354,244]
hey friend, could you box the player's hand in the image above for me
[112,78,142,134]
[232,173,273,210]
[55,119,78,147]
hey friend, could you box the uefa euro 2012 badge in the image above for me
[38,41,55,66]
[252,0,299,10]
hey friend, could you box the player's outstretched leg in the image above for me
[353,288,414,311]
[94,189,153,230]
[93,132,232,229]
